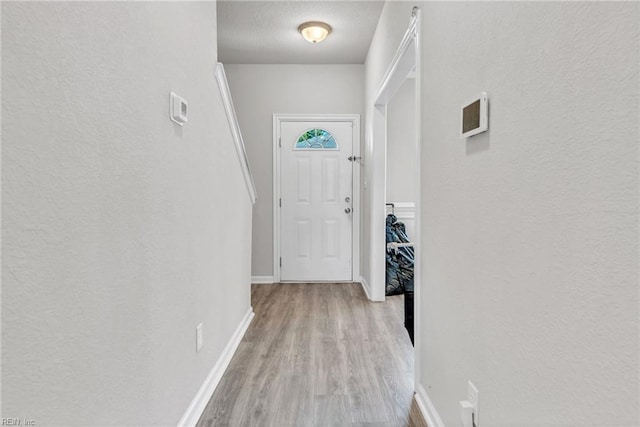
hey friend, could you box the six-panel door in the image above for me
[280,121,353,282]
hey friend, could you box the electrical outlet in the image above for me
[196,323,203,352]
[468,381,479,426]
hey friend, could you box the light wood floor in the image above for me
[197,283,424,427]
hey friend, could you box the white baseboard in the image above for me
[359,276,372,301]
[415,383,445,427]
[251,276,274,284]
[178,307,255,427]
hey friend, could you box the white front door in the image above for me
[279,120,354,282]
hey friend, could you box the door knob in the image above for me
[345,208,352,214]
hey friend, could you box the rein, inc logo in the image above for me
[2,419,35,426]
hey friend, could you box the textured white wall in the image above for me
[2,2,252,425]
[366,1,639,425]
[224,64,364,278]
[387,78,416,203]
[419,2,639,424]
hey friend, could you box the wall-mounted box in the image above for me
[461,92,488,138]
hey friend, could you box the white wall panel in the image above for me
[2,3,253,425]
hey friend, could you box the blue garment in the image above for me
[385,214,414,296]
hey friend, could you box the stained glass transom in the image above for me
[294,129,338,150]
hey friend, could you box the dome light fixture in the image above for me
[298,21,332,44]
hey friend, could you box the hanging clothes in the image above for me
[385,213,414,296]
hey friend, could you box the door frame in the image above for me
[273,114,361,283]
[369,6,423,391]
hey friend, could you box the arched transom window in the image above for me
[294,128,338,150]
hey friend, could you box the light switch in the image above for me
[170,92,188,126]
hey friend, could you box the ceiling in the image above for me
[217,1,385,64]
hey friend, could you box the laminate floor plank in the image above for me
[312,394,350,427]
[196,283,417,427]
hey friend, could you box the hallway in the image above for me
[197,283,421,426]
[2,2,637,425]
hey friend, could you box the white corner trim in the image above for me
[251,276,274,284]
[360,275,385,302]
[215,62,257,205]
[415,384,445,427]
[359,276,372,301]
[177,307,255,427]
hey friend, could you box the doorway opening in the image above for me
[273,114,361,283]
[369,6,422,391]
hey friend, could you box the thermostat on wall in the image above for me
[170,92,188,126]
[461,92,488,138]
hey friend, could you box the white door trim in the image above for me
[370,6,426,408]
[273,114,361,283]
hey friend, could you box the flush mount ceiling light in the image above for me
[298,21,332,44]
